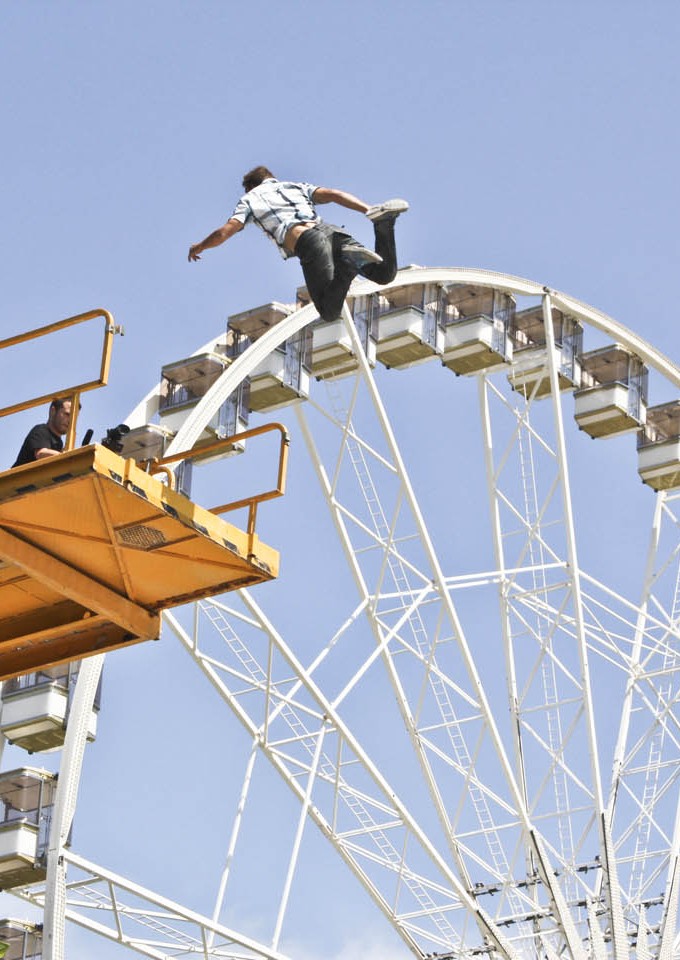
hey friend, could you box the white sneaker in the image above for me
[366,198,409,222]
[341,243,383,267]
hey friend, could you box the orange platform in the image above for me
[0,445,279,679]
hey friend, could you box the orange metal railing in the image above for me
[147,422,290,539]
[0,309,121,450]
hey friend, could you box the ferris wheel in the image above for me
[3,266,680,960]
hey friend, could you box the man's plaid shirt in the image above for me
[230,178,320,258]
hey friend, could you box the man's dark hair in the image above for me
[49,397,80,414]
[242,166,275,192]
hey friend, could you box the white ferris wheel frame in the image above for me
[8,266,680,960]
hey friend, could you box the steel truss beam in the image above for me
[283,306,590,957]
[14,849,295,960]
[607,488,680,950]
[162,599,521,960]
[478,297,614,946]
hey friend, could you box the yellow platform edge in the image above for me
[0,445,280,679]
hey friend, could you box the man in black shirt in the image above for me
[13,398,73,467]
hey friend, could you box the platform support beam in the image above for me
[0,527,159,640]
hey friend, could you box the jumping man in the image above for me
[188,166,408,323]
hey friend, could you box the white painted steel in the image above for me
[160,268,679,465]
[42,655,104,960]
[9,266,680,960]
[336,304,587,958]
[162,603,520,960]
[16,848,297,960]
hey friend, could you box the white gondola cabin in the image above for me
[574,346,647,438]
[441,285,515,375]
[0,769,56,889]
[0,919,42,958]
[118,422,193,498]
[637,401,680,490]
[508,306,583,399]
[304,290,377,380]
[228,302,311,412]
[375,283,444,369]
[0,664,100,753]
[158,351,249,461]
[119,422,172,463]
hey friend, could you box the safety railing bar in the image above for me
[1,381,97,420]
[0,309,118,422]
[211,487,284,515]
[0,308,114,350]
[148,421,290,518]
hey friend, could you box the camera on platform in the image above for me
[101,423,130,454]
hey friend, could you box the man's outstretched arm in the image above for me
[188,218,244,261]
[312,187,370,215]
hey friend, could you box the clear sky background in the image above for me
[0,2,679,958]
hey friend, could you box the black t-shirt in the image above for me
[13,423,64,467]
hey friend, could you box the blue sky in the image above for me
[1,2,679,958]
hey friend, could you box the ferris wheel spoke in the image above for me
[297,354,525,878]
[163,602,526,960]
[606,487,680,927]
[14,848,296,960]
[40,655,105,960]
[478,295,619,942]
[288,306,603,957]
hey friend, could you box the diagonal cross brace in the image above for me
[0,527,159,640]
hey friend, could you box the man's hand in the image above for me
[188,219,244,263]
